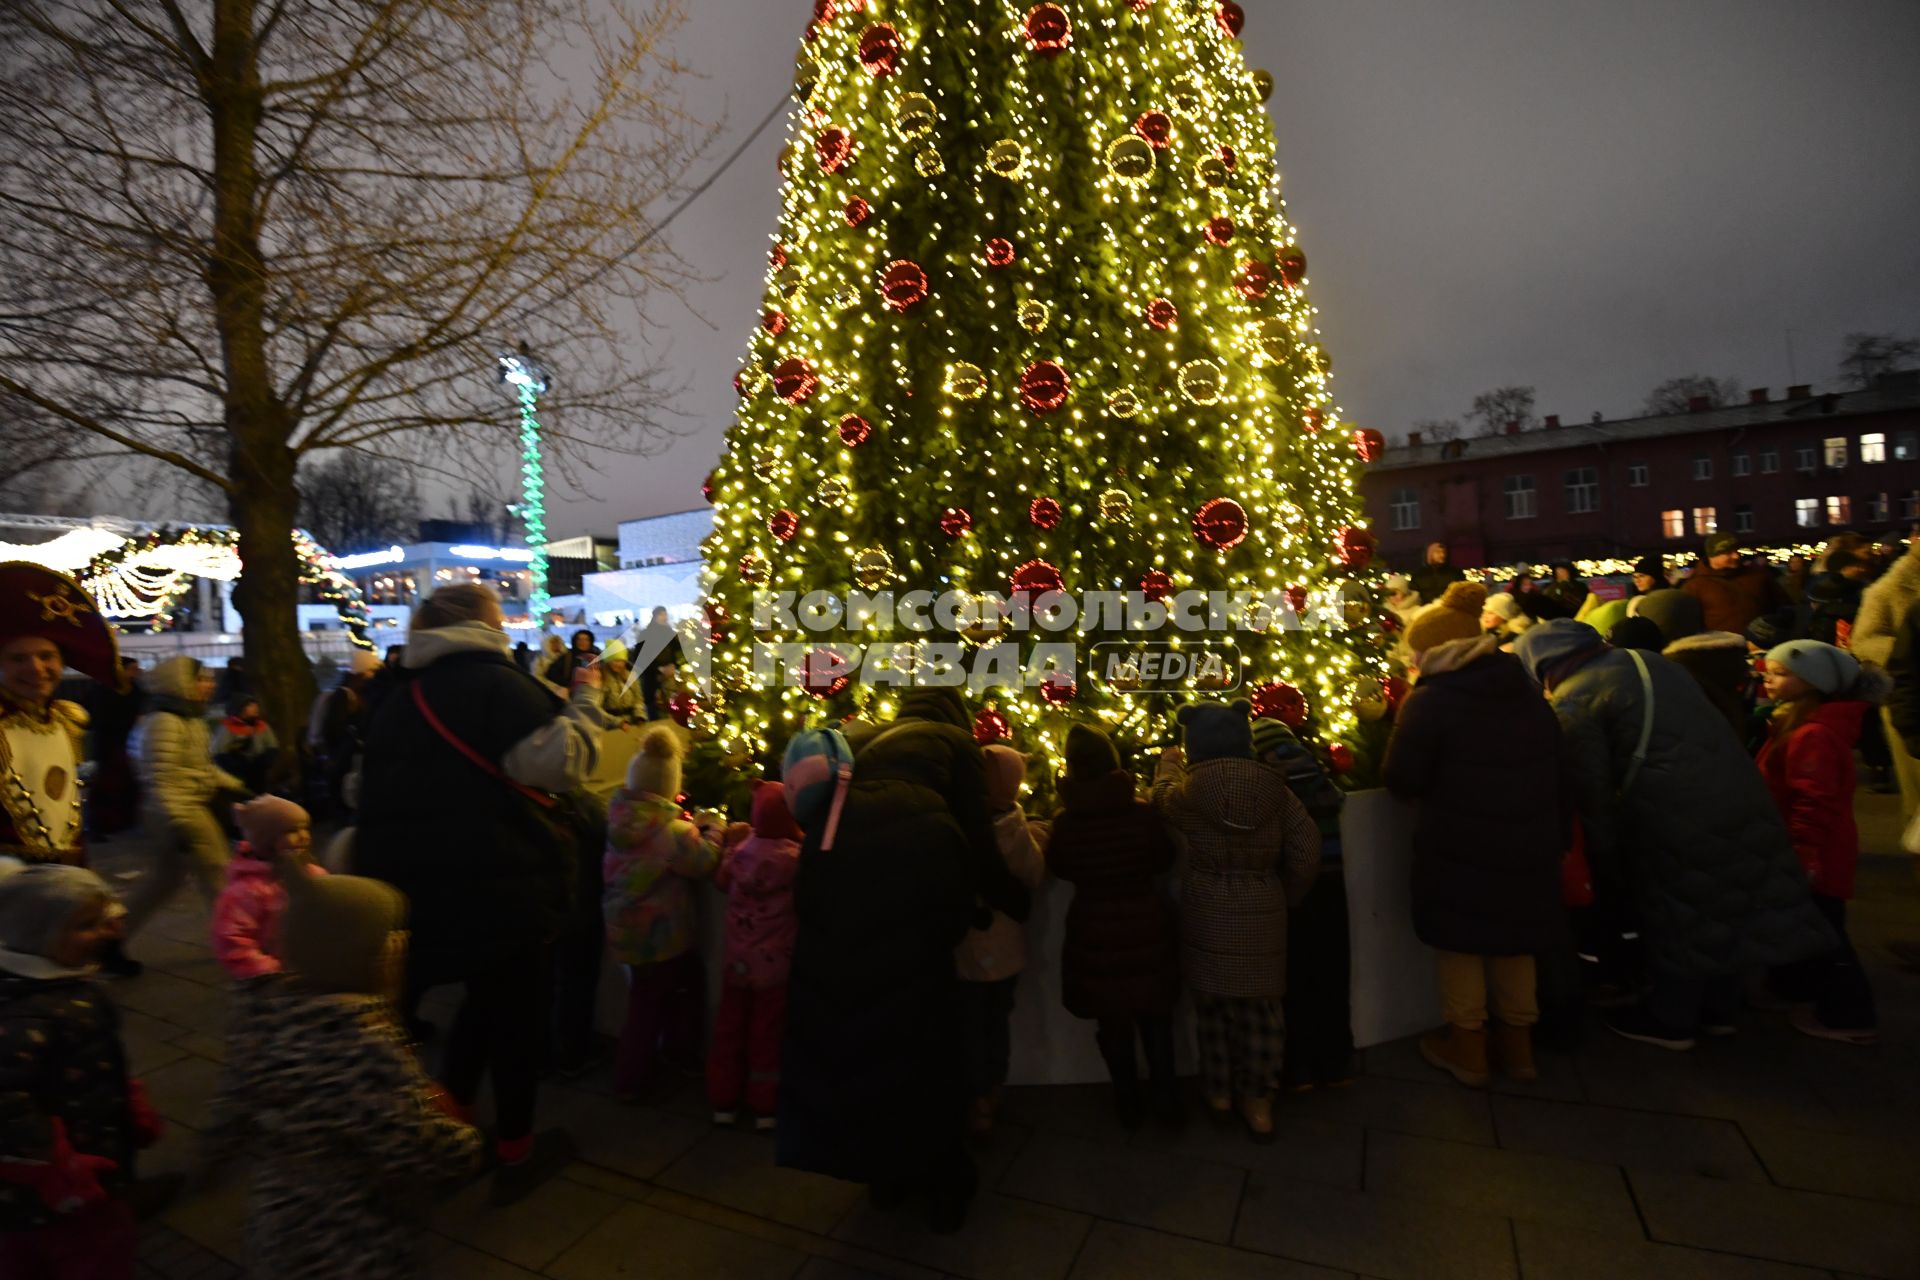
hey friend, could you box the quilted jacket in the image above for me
[132,657,243,826]
[1757,700,1867,900]
[1152,753,1320,999]
[1550,648,1831,978]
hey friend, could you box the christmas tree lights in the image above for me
[699,0,1393,778]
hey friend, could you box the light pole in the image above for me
[497,342,551,619]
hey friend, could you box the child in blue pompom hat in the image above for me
[1153,700,1321,1143]
[1250,717,1353,1090]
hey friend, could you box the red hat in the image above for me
[0,562,119,683]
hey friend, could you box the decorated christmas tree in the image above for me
[696,0,1393,776]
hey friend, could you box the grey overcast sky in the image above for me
[544,0,1920,540]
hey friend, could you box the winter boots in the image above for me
[1491,1021,1537,1082]
[1420,1025,1490,1088]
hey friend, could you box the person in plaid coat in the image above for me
[1153,701,1321,1143]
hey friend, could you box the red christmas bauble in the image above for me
[1217,1,1245,37]
[1251,680,1307,727]
[1285,584,1309,616]
[1140,568,1173,601]
[857,22,902,76]
[703,601,729,642]
[732,369,749,398]
[799,647,853,698]
[763,310,788,336]
[1303,406,1325,434]
[1354,428,1386,462]
[1383,675,1410,712]
[984,237,1016,267]
[772,358,818,403]
[1205,216,1235,246]
[1009,558,1063,597]
[1025,3,1071,55]
[973,706,1011,743]
[1379,611,1403,635]
[1028,496,1063,529]
[1039,672,1077,708]
[812,0,835,24]
[1192,497,1249,549]
[769,244,788,270]
[845,197,871,226]
[738,553,769,584]
[838,414,871,446]
[1235,259,1272,299]
[1020,360,1070,414]
[1129,0,1152,10]
[940,506,972,537]
[1328,742,1355,774]
[880,259,928,311]
[1217,144,1237,170]
[701,470,716,503]
[817,127,852,173]
[1336,526,1376,570]
[667,691,699,727]
[1133,111,1173,149]
[1144,297,1178,330]
[768,509,799,542]
[1277,246,1307,288]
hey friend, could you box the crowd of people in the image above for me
[0,522,1913,1271]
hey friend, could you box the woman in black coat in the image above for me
[1383,582,1568,1090]
[776,686,1028,1234]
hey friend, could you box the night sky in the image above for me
[547,0,1920,538]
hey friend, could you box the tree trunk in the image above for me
[206,0,316,768]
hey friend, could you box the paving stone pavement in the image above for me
[91,791,1920,1280]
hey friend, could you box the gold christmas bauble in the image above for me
[1018,299,1051,332]
[773,264,802,297]
[1107,387,1142,418]
[817,476,849,505]
[737,366,769,399]
[1104,135,1155,184]
[852,545,895,589]
[1099,488,1133,522]
[915,147,945,177]
[893,92,936,138]
[1252,69,1274,101]
[1195,156,1230,188]
[945,361,987,399]
[1169,83,1202,116]
[1257,316,1292,362]
[985,139,1027,179]
[1179,358,1224,404]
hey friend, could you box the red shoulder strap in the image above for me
[410,679,556,810]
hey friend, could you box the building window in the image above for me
[1504,474,1537,520]
[1795,446,1817,473]
[1869,492,1889,522]
[1733,504,1754,533]
[1862,432,1887,464]
[1693,456,1713,481]
[1902,490,1920,520]
[1692,506,1717,535]
[1898,433,1919,462]
[1760,450,1780,474]
[1827,495,1852,525]
[1661,509,1685,540]
[1628,463,1649,487]
[1391,487,1420,531]
[1795,498,1820,528]
[1564,466,1599,514]
[1825,437,1849,468]
[1732,452,1751,477]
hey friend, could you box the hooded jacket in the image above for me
[1518,638,1831,978]
[132,656,244,824]
[1757,698,1877,899]
[1044,769,1180,1019]
[716,785,802,990]
[1383,635,1571,955]
[209,855,328,981]
[1662,631,1753,742]
[1152,752,1320,998]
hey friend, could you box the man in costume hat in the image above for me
[0,563,119,868]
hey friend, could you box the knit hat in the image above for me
[1404,581,1488,653]
[1632,555,1667,581]
[1481,592,1522,623]
[749,780,802,842]
[1064,723,1121,781]
[1635,588,1703,645]
[1513,619,1607,686]
[1765,640,1861,696]
[1249,715,1300,762]
[899,685,970,732]
[1607,616,1666,652]
[1177,699,1253,763]
[627,723,685,798]
[1704,531,1740,559]
[0,864,117,960]
[233,795,309,855]
[1745,607,1796,651]
[277,866,405,996]
[982,745,1028,810]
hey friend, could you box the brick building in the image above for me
[1359,374,1920,570]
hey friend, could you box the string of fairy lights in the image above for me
[698,0,1392,772]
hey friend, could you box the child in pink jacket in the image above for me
[957,745,1048,1134]
[705,781,801,1130]
[210,796,326,981]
